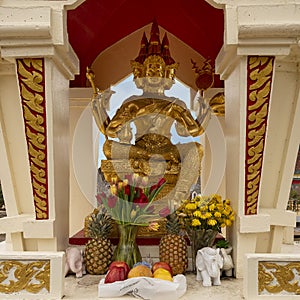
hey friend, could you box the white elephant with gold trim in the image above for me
[196,247,223,286]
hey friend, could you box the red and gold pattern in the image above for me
[16,58,49,219]
[245,56,274,215]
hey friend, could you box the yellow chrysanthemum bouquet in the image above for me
[177,194,235,232]
[177,194,235,264]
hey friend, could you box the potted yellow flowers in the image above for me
[177,194,235,271]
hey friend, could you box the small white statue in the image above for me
[65,247,86,278]
[196,247,223,286]
[220,247,234,277]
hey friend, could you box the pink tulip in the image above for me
[133,193,149,208]
[150,184,158,193]
[96,193,105,205]
[108,195,117,208]
[157,178,166,188]
[124,185,131,196]
[159,207,170,217]
[146,205,155,214]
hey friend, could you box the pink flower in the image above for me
[157,178,166,188]
[146,205,155,214]
[96,193,104,205]
[148,222,160,231]
[159,207,170,217]
[133,193,149,208]
[150,184,158,193]
[108,195,117,208]
[124,185,131,196]
[124,174,133,184]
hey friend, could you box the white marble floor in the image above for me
[64,273,244,300]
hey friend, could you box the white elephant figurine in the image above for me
[220,247,234,277]
[196,247,223,286]
[65,247,86,278]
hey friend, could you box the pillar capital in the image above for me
[214,1,300,78]
[0,1,82,79]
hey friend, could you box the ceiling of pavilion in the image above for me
[67,0,224,90]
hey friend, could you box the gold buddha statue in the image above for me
[87,20,210,210]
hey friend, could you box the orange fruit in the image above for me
[128,265,152,278]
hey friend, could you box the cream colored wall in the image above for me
[69,88,98,237]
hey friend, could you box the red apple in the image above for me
[104,266,126,283]
[152,262,173,276]
[109,261,130,277]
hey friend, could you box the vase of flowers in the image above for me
[177,194,235,272]
[97,173,168,268]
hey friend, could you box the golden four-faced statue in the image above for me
[87,20,218,210]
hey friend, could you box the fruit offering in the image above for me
[127,264,153,278]
[104,261,130,284]
[153,268,173,282]
[152,261,173,276]
[104,266,127,283]
[133,261,151,269]
[104,260,175,283]
[109,261,130,277]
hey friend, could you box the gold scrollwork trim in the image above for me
[17,58,49,219]
[245,56,274,215]
[0,260,50,294]
[259,261,300,295]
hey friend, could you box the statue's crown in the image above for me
[131,19,178,80]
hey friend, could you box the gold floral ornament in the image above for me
[177,194,235,232]
[96,173,170,227]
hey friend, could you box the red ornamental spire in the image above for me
[148,19,161,56]
[135,32,148,64]
[161,33,175,65]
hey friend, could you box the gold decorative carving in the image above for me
[0,260,50,294]
[245,56,274,215]
[259,261,300,295]
[17,58,49,219]
[209,92,225,116]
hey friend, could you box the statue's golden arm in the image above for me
[86,67,113,136]
[106,98,204,138]
[91,97,111,136]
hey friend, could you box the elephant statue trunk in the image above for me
[196,247,223,286]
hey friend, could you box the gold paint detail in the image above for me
[259,261,300,295]
[209,92,225,116]
[17,58,49,219]
[0,260,50,294]
[245,56,274,215]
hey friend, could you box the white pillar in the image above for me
[0,1,82,251]
[69,88,98,237]
[212,0,300,277]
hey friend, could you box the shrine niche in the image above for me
[86,20,219,216]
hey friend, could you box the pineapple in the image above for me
[84,209,113,275]
[159,212,188,275]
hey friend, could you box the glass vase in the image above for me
[113,224,142,269]
[188,228,218,272]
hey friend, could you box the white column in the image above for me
[69,88,98,237]
[212,0,300,277]
[0,1,82,251]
